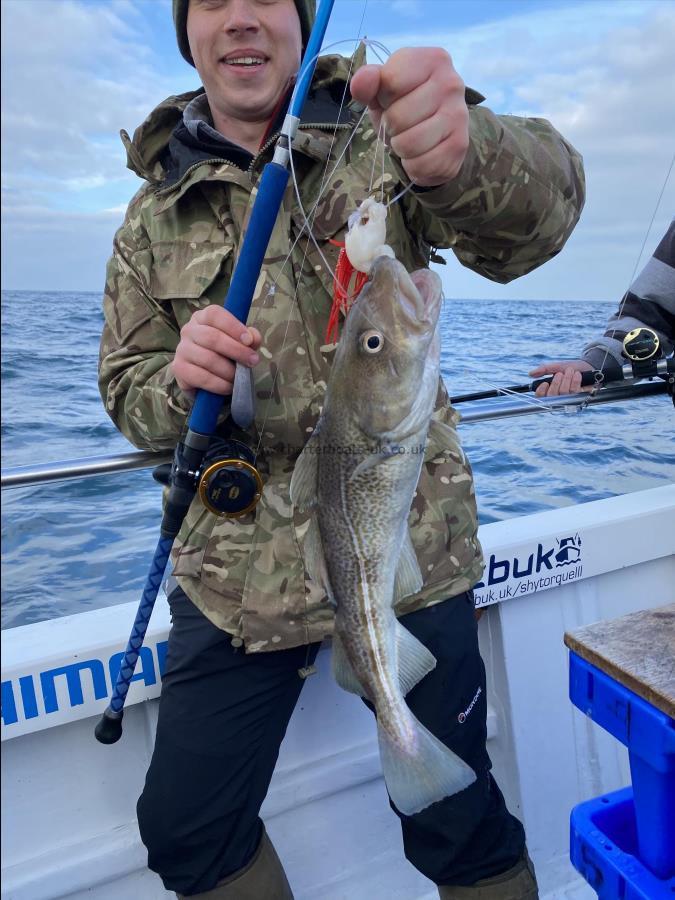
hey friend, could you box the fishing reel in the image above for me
[622,327,660,371]
[154,436,263,521]
[621,326,674,402]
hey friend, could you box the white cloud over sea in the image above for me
[1,0,674,299]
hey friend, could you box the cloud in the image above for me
[372,1,675,300]
[0,0,198,289]
[1,0,184,214]
[390,0,422,16]
[2,0,674,299]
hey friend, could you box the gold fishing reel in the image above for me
[198,438,263,518]
[622,327,660,363]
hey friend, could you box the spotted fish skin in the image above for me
[291,256,476,814]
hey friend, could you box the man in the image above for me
[99,0,585,896]
[530,220,674,396]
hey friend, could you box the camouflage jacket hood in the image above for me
[120,53,362,186]
[100,53,585,652]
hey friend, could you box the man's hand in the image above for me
[529,360,593,397]
[350,47,469,188]
[172,306,262,398]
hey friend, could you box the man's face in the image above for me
[188,0,302,131]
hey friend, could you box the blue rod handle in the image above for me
[188,162,290,435]
[95,534,173,743]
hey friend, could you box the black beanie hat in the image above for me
[172,0,316,67]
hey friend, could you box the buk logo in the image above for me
[554,534,581,567]
[475,533,583,588]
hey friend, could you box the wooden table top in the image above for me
[564,603,675,719]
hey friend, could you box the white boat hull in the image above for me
[3,486,674,899]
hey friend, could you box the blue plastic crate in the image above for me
[571,788,675,899]
[569,652,675,879]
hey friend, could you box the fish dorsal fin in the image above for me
[332,630,365,696]
[289,420,322,510]
[394,530,423,603]
[396,620,436,695]
[304,515,335,606]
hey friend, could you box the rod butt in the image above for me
[95,707,124,744]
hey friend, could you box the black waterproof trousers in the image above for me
[137,586,525,896]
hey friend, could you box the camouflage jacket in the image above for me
[99,53,585,652]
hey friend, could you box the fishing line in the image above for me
[251,33,413,379]
[478,380,557,413]
[380,118,387,204]
[285,37,393,284]
[249,25,380,459]
[368,117,384,193]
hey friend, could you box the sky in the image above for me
[1,0,674,301]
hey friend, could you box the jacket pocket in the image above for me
[172,499,257,603]
[149,239,233,301]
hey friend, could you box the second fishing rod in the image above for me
[449,327,675,405]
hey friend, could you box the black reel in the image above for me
[153,437,263,522]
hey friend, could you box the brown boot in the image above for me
[438,851,538,899]
[176,827,293,899]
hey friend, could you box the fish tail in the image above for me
[377,715,476,816]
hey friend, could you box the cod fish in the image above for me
[290,256,476,815]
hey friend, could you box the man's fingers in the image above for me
[196,305,256,345]
[399,129,468,186]
[350,64,383,109]
[377,48,450,107]
[382,80,443,138]
[174,307,263,394]
[248,327,263,351]
[182,322,260,367]
[195,327,260,367]
[173,350,236,396]
[390,114,453,165]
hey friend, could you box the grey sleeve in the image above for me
[582,220,675,370]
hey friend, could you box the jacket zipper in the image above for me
[155,122,354,198]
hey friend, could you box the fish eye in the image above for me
[360,330,384,353]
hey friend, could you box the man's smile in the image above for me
[220,49,270,71]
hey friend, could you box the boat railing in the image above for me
[0,381,667,489]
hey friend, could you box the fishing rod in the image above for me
[2,380,668,491]
[450,328,675,405]
[95,0,337,744]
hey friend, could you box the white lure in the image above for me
[344,198,395,274]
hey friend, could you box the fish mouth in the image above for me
[368,256,442,327]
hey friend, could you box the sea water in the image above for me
[2,290,673,628]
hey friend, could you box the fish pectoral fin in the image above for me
[396,620,436,695]
[332,631,366,696]
[349,448,391,481]
[428,418,461,454]
[290,421,322,510]
[377,716,476,816]
[304,515,335,605]
[393,531,423,603]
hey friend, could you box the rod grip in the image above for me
[530,369,608,392]
[188,163,290,436]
